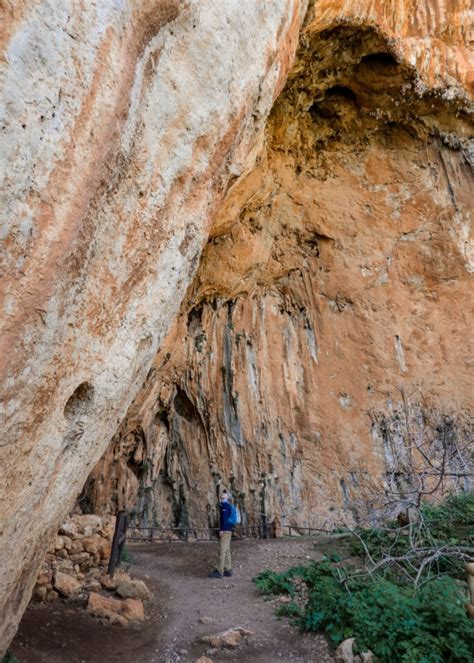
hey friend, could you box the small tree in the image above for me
[342,388,473,586]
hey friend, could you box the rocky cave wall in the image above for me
[0,0,473,655]
[83,13,473,531]
[0,0,307,653]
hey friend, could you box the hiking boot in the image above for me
[208,570,223,578]
[223,569,233,577]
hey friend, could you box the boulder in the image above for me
[87,592,144,624]
[56,559,75,574]
[36,572,52,586]
[59,522,79,539]
[201,627,254,649]
[70,539,84,555]
[87,568,101,580]
[335,638,357,663]
[83,535,101,555]
[116,578,151,601]
[100,517,116,540]
[53,572,82,597]
[121,598,145,622]
[335,638,374,663]
[71,552,91,565]
[195,658,215,663]
[46,590,59,603]
[99,570,131,591]
[52,535,65,550]
[32,586,48,602]
[84,579,102,593]
[87,592,127,625]
[74,515,102,537]
[98,539,112,560]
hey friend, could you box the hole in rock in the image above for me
[360,51,398,67]
[187,303,203,330]
[310,85,358,121]
[154,408,170,430]
[325,85,357,102]
[63,381,94,421]
[173,387,198,422]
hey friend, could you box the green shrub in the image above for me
[253,566,305,596]
[350,577,473,662]
[254,560,474,662]
[422,492,474,542]
[120,545,132,566]
[350,493,474,582]
[275,601,302,618]
[1,653,20,663]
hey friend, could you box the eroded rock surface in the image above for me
[1,0,473,655]
[0,0,305,653]
[83,3,473,532]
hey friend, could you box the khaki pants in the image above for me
[217,531,232,574]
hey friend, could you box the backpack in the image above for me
[228,504,241,527]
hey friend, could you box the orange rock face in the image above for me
[84,3,473,533]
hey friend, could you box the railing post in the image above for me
[466,563,474,619]
[108,510,129,578]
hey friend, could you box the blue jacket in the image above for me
[219,501,233,531]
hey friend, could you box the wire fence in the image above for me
[126,522,336,543]
[127,523,268,543]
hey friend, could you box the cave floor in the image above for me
[11,537,337,662]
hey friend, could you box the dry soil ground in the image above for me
[11,538,336,663]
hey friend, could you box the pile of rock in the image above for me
[32,514,150,626]
[33,514,115,603]
[86,570,150,626]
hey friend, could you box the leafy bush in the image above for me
[350,493,474,581]
[422,492,474,542]
[253,566,306,597]
[275,601,302,618]
[1,653,20,663]
[349,577,473,662]
[353,493,474,555]
[254,559,474,662]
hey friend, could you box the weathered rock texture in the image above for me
[0,0,473,654]
[83,3,473,532]
[33,514,115,604]
[0,0,306,653]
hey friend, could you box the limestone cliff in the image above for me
[0,1,305,653]
[84,4,473,532]
[0,0,473,655]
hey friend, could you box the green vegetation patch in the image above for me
[255,559,473,662]
[1,653,20,663]
[254,495,474,663]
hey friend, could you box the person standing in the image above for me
[208,490,233,578]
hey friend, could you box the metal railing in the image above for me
[281,524,335,537]
[127,523,268,543]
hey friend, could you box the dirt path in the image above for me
[11,538,335,663]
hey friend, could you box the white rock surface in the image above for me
[0,1,305,653]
